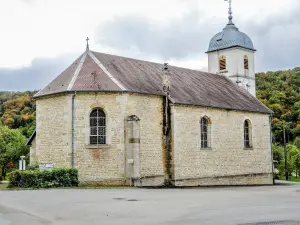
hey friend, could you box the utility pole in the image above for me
[283,124,288,181]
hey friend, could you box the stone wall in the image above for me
[29,138,37,166]
[171,104,273,186]
[36,95,72,168]
[35,92,164,185]
[35,92,272,187]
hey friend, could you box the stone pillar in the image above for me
[125,115,141,186]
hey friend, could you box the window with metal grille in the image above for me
[90,109,106,145]
[219,55,226,71]
[201,117,211,148]
[244,120,252,148]
[244,55,249,70]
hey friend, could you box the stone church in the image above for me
[27,4,273,186]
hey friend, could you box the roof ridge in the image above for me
[88,51,126,91]
[67,51,88,91]
[91,51,223,78]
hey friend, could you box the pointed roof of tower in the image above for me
[35,48,271,114]
[206,0,255,53]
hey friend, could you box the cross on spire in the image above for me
[86,37,90,50]
[225,0,233,25]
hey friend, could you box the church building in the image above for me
[27,2,273,186]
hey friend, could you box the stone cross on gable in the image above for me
[86,37,90,50]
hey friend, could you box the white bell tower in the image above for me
[206,0,256,97]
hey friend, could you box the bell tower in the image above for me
[206,0,256,97]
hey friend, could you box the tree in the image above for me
[294,137,300,149]
[257,68,300,145]
[294,152,300,177]
[0,126,29,178]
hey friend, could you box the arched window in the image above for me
[200,117,211,149]
[219,55,226,71]
[244,55,249,70]
[90,109,106,145]
[244,120,252,148]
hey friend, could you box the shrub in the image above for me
[26,164,39,171]
[8,168,79,188]
[274,168,280,179]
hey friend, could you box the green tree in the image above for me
[257,67,300,145]
[0,126,29,178]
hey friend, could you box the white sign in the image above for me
[39,163,54,171]
[127,159,134,164]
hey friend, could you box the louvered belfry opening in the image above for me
[219,56,226,71]
[244,55,249,70]
[90,109,106,145]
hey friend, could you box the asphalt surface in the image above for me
[0,181,300,225]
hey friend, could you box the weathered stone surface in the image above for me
[171,104,273,186]
[29,138,37,166]
[36,95,72,168]
[33,92,272,186]
[35,92,164,184]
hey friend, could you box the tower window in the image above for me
[244,55,249,70]
[219,56,226,71]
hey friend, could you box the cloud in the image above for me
[95,9,219,61]
[95,2,300,72]
[0,54,76,91]
[247,2,300,71]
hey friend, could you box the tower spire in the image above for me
[225,0,234,25]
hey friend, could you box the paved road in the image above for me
[0,182,300,225]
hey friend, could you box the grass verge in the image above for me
[290,177,300,182]
[0,182,8,190]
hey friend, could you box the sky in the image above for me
[1,0,300,91]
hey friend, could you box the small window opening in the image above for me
[219,56,226,71]
[244,55,249,70]
[201,117,211,149]
[244,120,252,148]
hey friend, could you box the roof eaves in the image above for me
[206,45,256,53]
[33,89,166,99]
[172,102,272,114]
[26,129,36,146]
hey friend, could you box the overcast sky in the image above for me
[1,0,300,91]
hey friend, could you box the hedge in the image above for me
[8,168,79,188]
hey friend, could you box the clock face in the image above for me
[241,78,251,91]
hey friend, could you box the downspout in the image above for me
[162,63,172,186]
[269,114,274,184]
[71,92,76,168]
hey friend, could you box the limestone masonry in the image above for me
[31,92,273,186]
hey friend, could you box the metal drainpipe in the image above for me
[269,115,274,184]
[71,92,76,168]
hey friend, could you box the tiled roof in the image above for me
[207,24,255,53]
[35,50,272,114]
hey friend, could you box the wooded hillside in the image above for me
[0,91,36,138]
[256,67,300,144]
